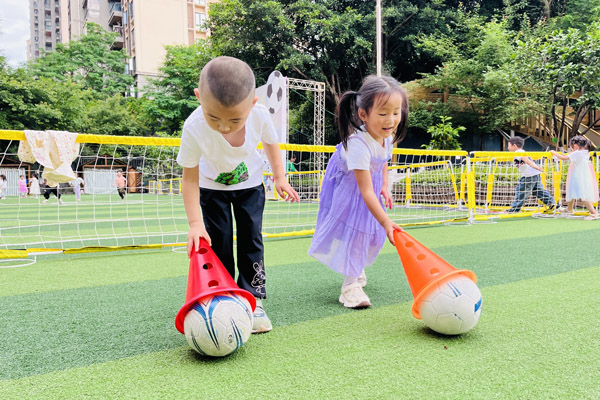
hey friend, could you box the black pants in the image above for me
[200,184,266,298]
[43,187,61,199]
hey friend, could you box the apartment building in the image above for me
[28,0,217,93]
[121,0,217,94]
[62,0,119,44]
[28,0,62,60]
[28,0,122,60]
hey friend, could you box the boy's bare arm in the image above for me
[263,143,300,202]
[522,155,543,171]
[182,167,211,254]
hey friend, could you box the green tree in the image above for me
[0,62,91,131]
[513,21,600,145]
[29,23,132,98]
[140,40,216,135]
[422,115,465,150]
[417,17,528,141]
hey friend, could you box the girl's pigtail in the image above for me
[336,91,361,150]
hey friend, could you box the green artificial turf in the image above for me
[1,217,599,398]
[0,266,598,399]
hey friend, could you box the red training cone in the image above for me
[175,238,257,333]
[393,230,476,319]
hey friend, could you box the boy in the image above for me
[505,136,557,213]
[177,56,299,334]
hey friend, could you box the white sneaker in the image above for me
[251,298,272,334]
[358,270,367,288]
[58,199,63,205]
[339,282,371,309]
[42,199,48,203]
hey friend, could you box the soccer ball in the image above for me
[265,71,285,115]
[418,276,482,335]
[184,292,253,357]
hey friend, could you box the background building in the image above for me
[121,0,217,95]
[28,0,63,60]
[28,0,217,93]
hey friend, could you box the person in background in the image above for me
[503,136,557,214]
[286,155,297,172]
[42,179,63,205]
[29,173,41,199]
[18,175,28,198]
[115,171,126,200]
[71,173,84,201]
[550,135,599,220]
[0,174,7,200]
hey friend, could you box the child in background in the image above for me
[115,171,126,200]
[42,179,63,204]
[308,75,408,309]
[29,173,41,198]
[18,175,28,198]
[71,173,84,201]
[0,174,7,199]
[177,56,299,333]
[550,135,599,220]
[504,136,557,213]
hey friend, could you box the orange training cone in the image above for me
[393,230,476,319]
[175,238,257,333]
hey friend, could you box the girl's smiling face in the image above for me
[358,92,404,145]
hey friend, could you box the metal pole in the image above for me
[376,0,382,77]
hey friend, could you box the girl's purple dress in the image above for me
[308,133,392,278]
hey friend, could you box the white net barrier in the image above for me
[0,133,188,254]
[4,130,598,259]
[388,149,470,226]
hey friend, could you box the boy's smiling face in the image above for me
[195,87,258,136]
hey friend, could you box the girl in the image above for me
[0,174,7,199]
[29,173,41,199]
[308,75,408,308]
[18,175,28,198]
[550,135,599,220]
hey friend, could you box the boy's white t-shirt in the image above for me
[514,149,540,177]
[176,104,278,190]
[342,129,393,171]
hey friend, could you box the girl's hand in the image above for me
[384,220,403,245]
[380,186,393,209]
[274,178,300,203]
[187,222,211,257]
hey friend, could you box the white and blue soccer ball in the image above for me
[418,276,482,335]
[184,292,253,357]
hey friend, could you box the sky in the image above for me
[0,0,30,67]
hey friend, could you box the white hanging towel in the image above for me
[18,130,80,187]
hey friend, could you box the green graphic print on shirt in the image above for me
[215,162,249,185]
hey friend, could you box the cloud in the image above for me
[0,0,31,66]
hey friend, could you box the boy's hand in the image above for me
[274,178,300,202]
[187,221,211,257]
[380,186,393,209]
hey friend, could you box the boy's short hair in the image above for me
[199,56,256,107]
[508,137,524,148]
